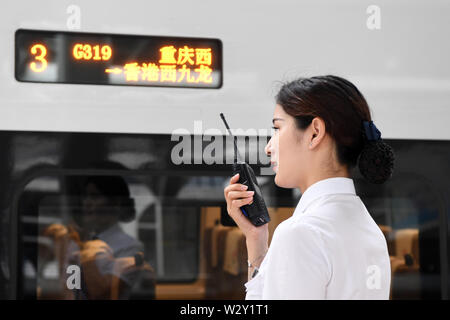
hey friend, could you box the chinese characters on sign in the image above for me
[105,46,213,84]
[16,30,222,88]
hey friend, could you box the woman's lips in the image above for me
[271,161,278,171]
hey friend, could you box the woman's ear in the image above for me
[310,117,325,147]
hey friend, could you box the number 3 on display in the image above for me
[30,44,48,73]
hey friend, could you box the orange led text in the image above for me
[73,44,112,61]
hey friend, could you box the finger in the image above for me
[224,183,248,197]
[230,173,240,184]
[231,196,253,209]
[227,190,254,200]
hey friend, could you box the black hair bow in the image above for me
[362,120,382,141]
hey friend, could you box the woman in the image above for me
[224,75,394,299]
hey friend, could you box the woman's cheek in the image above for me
[278,145,300,188]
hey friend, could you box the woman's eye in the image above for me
[272,126,279,131]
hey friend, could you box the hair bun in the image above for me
[358,140,395,184]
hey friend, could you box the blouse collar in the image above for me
[294,177,356,215]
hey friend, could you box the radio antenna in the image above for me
[220,113,243,163]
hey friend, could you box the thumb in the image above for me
[230,173,240,184]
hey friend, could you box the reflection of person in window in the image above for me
[76,175,144,298]
[80,175,143,258]
[40,175,148,299]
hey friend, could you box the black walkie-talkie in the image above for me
[220,113,270,226]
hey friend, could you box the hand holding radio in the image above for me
[224,173,269,243]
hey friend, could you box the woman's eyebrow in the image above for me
[272,118,284,124]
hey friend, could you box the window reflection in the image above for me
[36,174,155,300]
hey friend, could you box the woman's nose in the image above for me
[265,137,272,156]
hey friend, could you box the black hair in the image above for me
[82,161,136,222]
[275,75,394,184]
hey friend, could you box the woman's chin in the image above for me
[274,172,297,189]
[274,171,284,187]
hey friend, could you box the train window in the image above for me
[18,171,235,299]
[15,29,222,89]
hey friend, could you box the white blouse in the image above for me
[245,177,391,300]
